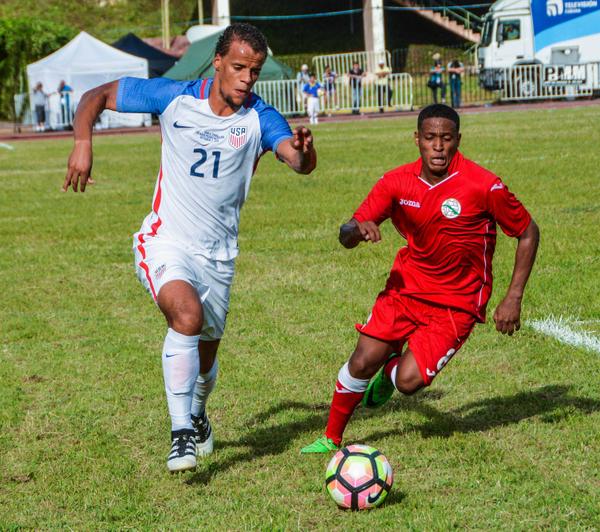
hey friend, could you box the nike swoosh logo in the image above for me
[490,183,504,191]
[173,121,194,129]
[367,491,383,504]
[165,353,182,358]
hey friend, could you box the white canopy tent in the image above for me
[26,31,150,129]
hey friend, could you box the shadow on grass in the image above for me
[363,384,600,441]
[186,385,598,485]
[186,400,391,486]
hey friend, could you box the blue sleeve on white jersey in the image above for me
[251,94,293,153]
[116,77,202,115]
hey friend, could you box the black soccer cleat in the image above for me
[192,410,214,457]
[167,429,196,473]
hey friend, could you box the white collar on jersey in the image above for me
[417,170,460,190]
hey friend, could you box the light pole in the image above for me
[161,0,170,50]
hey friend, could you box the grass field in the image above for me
[1,105,600,529]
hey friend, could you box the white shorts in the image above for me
[133,235,234,341]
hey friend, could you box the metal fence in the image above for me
[253,73,413,116]
[15,90,151,131]
[312,51,392,81]
[14,59,600,130]
[391,45,496,108]
[500,63,600,101]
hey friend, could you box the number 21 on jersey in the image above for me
[190,148,221,178]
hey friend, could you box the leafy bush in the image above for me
[0,17,75,120]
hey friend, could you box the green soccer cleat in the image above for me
[362,354,400,408]
[300,436,340,454]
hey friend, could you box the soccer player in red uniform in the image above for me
[301,104,540,453]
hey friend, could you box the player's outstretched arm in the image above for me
[493,219,540,335]
[276,126,317,175]
[339,218,381,249]
[63,81,119,193]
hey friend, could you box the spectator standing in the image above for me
[348,61,365,115]
[32,82,47,132]
[323,65,338,113]
[58,80,74,128]
[303,74,323,125]
[447,58,465,108]
[427,53,446,104]
[296,64,310,114]
[375,60,392,113]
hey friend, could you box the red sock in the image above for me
[384,356,400,380]
[324,380,364,446]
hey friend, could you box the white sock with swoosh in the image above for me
[191,357,218,417]
[162,328,200,431]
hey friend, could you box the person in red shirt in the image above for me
[301,104,540,453]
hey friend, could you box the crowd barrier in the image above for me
[499,63,600,101]
[312,51,392,81]
[16,90,150,131]
[254,73,414,116]
[15,62,598,130]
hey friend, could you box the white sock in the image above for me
[162,328,200,432]
[338,362,369,393]
[390,364,399,391]
[191,357,218,417]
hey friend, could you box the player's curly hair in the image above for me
[418,104,460,132]
[215,23,268,58]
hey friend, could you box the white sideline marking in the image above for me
[0,143,14,151]
[529,316,600,354]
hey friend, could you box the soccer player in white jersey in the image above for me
[63,23,317,473]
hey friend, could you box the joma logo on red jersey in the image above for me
[399,198,421,208]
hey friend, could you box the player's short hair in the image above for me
[418,104,460,132]
[215,23,268,58]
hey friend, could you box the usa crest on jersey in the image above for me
[229,127,247,149]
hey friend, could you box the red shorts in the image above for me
[356,291,476,385]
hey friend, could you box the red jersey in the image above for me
[353,151,531,322]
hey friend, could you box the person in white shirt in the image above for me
[375,60,392,113]
[32,82,47,132]
[296,64,310,114]
[63,23,317,473]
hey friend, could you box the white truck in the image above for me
[478,0,600,95]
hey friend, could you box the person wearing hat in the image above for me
[296,64,311,114]
[375,59,392,113]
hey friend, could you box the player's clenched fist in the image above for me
[339,218,381,248]
[356,220,381,243]
[493,295,522,336]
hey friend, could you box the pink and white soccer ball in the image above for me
[325,444,393,510]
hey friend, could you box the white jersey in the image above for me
[117,77,293,260]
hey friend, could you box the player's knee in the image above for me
[169,311,203,336]
[348,350,380,379]
[394,373,424,396]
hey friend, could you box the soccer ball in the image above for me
[325,444,393,510]
[317,88,325,97]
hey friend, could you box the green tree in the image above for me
[0,17,75,120]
